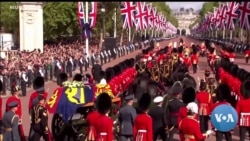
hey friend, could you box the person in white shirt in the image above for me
[99,71,107,84]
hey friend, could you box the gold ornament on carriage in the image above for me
[161,64,170,78]
[136,61,146,73]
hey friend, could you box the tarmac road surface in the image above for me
[1,36,249,141]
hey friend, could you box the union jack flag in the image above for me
[152,7,157,28]
[135,2,148,31]
[77,2,85,27]
[218,3,227,29]
[225,2,239,30]
[207,12,214,31]
[89,2,97,28]
[120,2,136,29]
[146,3,154,29]
[213,7,220,29]
[237,2,250,29]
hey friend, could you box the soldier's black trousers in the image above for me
[166,127,178,141]
[192,64,197,73]
[199,115,209,133]
[29,131,50,141]
[215,131,232,141]
[239,126,250,141]
[153,128,166,141]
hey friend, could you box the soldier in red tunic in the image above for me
[183,53,191,69]
[236,80,250,141]
[190,50,199,73]
[86,105,100,141]
[179,102,208,141]
[244,47,250,63]
[28,76,48,112]
[5,83,26,141]
[94,93,113,141]
[196,79,213,133]
[211,83,232,141]
[133,93,153,141]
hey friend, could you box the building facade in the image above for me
[172,8,199,35]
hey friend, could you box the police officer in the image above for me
[21,69,28,97]
[27,64,33,87]
[118,93,137,141]
[2,101,21,141]
[113,48,117,59]
[100,51,104,65]
[66,57,73,78]
[29,95,52,141]
[79,56,84,74]
[108,50,111,62]
[84,54,89,71]
[104,50,108,64]
[91,52,95,67]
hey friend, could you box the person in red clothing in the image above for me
[190,50,199,73]
[196,79,213,133]
[94,93,113,141]
[179,102,209,141]
[211,83,232,141]
[86,105,100,141]
[5,83,26,141]
[244,47,250,63]
[133,93,153,141]
[183,53,191,69]
[28,76,48,112]
[236,80,250,141]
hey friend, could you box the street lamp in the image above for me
[101,3,106,38]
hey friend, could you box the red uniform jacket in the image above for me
[133,113,153,141]
[196,91,213,116]
[191,54,199,65]
[244,50,250,57]
[6,96,22,118]
[94,114,113,141]
[28,91,48,111]
[179,116,206,141]
[178,53,183,60]
[236,99,250,127]
[183,57,191,67]
[86,111,100,140]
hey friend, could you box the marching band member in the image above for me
[149,96,166,141]
[236,80,250,141]
[166,81,184,141]
[183,53,191,69]
[244,47,250,64]
[2,101,21,141]
[228,48,235,63]
[5,83,25,141]
[179,102,210,141]
[133,93,153,141]
[94,93,113,141]
[211,83,232,141]
[196,79,213,133]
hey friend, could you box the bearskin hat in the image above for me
[57,72,68,86]
[96,93,112,114]
[137,93,151,113]
[223,60,232,72]
[73,73,82,82]
[178,46,183,53]
[241,72,250,82]
[199,79,207,90]
[183,74,197,89]
[182,86,196,105]
[129,58,135,67]
[171,81,183,95]
[215,83,231,102]
[205,69,210,77]
[241,80,250,99]
[113,65,121,76]
[105,68,114,82]
[230,64,238,77]
[100,71,106,78]
[33,76,45,90]
[124,59,130,68]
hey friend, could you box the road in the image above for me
[1,36,248,141]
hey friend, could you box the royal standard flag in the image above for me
[47,82,94,122]
[95,84,114,98]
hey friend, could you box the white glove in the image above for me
[206,130,213,135]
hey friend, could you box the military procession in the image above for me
[2,1,250,141]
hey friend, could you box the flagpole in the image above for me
[240,28,243,42]
[151,29,154,38]
[230,30,233,40]
[85,2,89,57]
[144,29,146,39]
[222,27,225,40]
[128,28,131,42]
[114,7,117,38]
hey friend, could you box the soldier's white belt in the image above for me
[240,113,250,127]
[100,132,107,135]
[138,130,147,133]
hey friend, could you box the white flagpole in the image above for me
[85,2,89,57]
[222,27,225,39]
[151,29,154,38]
[230,30,233,40]
[240,28,243,42]
[129,28,131,42]
[114,7,117,38]
[144,29,146,38]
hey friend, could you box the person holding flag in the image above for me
[5,83,25,141]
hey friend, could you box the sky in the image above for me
[166,2,205,10]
